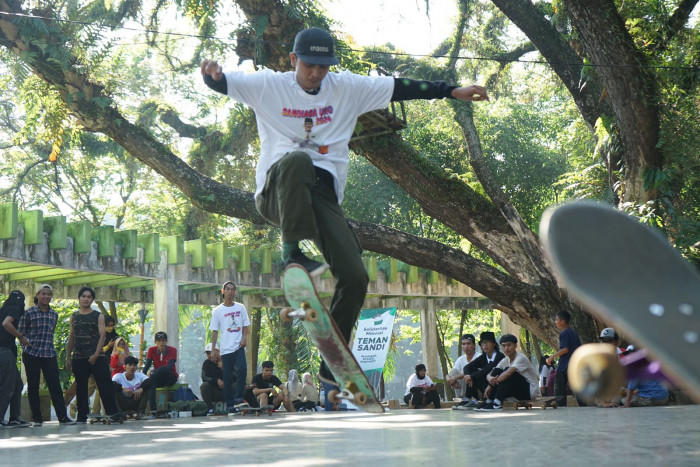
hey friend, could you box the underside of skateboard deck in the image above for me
[540,202,700,403]
[282,265,384,413]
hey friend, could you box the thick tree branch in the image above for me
[490,0,610,130]
[658,0,699,51]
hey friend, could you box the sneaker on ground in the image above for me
[476,402,502,411]
[0,421,8,428]
[283,251,330,278]
[7,419,31,428]
[32,421,43,427]
[464,399,479,408]
[227,407,241,415]
[59,417,76,425]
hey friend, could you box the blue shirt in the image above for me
[628,379,669,400]
[557,327,581,371]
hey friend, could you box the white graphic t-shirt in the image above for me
[224,69,394,204]
[209,302,251,355]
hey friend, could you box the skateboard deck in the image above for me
[282,265,384,413]
[513,397,557,410]
[87,413,124,425]
[540,201,700,403]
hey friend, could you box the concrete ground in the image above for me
[2,405,699,466]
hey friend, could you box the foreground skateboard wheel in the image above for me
[327,389,340,404]
[300,302,319,322]
[280,307,293,323]
[568,343,625,401]
[354,392,368,405]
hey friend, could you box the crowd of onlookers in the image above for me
[407,310,670,411]
[1,283,671,427]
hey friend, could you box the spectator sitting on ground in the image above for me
[110,337,130,376]
[200,343,224,413]
[449,333,481,410]
[252,361,293,411]
[112,356,150,418]
[301,372,319,410]
[460,331,505,407]
[142,331,178,417]
[285,369,304,411]
[623,377,669,407]
[404,364,440,409]
[476,334,541,411]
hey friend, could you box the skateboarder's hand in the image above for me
[451,84,489,102]
[201,59,224,81]
[88,354,99,365]
[134,388,143,400]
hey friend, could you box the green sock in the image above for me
[282,241,299,262]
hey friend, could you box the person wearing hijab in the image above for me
[404,364,441,409]
[285,369,303,411]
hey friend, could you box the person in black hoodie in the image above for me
[460,331,505,407]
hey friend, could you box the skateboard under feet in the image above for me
[282,265,384,413]
[513,397,558,410]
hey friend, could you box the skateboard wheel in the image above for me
[305,309,318,322]
[280,308,293,323]
[354,392,368,405]
[552,403,558,409]
[327,389,340,404]
[569,343,625,401]
[89,420,95,424]
[541,404,547,410]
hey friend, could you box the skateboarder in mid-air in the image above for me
[201,27,489,386]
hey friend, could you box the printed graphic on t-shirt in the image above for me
[226,310,242,333]
[285,107,332,154]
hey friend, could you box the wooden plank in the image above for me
[0,202,18,240]
[91,226,115,257]
[234,244,250,272]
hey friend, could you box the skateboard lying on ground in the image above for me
[282,265,384,413]
[513,396,557,410]
[540,202,700,403]
[237,404,274,416]
[87,413,124,425]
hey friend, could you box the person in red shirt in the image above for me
[142,331,178,416]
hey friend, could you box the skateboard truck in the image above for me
[280,303,319,323]
[327,382,368,406]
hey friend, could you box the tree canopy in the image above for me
[1,0,698,347]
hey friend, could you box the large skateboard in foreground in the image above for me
[540,202,700,403]
[282,265,384,413]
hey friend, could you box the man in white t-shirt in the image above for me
[201,28,488,386]
[210,281,251,413]
[448,334,481,409]
[476,334,541,411]
[112,356,150,416]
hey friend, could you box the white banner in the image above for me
[351,307,397,391]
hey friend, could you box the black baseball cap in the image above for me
[292,27,339,66]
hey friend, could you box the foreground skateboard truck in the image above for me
[279,303,318,323]
[88,413,124,425]
[327,382,368,406]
